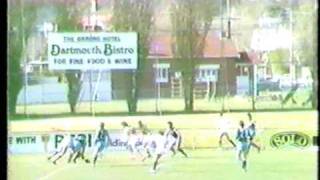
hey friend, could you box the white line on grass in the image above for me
[37,165,72,180]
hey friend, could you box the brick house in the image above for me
[111,31,243,99]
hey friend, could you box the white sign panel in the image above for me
[47,32,137,70]
[8,131,157,154]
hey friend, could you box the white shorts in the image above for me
[128,136,140,152]
[219,130,230,136]
[166,136,178,149]
[142,135,153,148]
[236,142,250,155]
[155,145,166,155]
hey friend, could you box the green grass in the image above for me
[8,111,318,179]
[10,111,318,131]
[8,148,317,180]
[14,93,312,116]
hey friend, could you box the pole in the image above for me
[157,57,161,115]
[89,0,97,116]
[90,70,93,114]
[289,1,295,85]
[154,44,160,114]
[251,64,257,111]
[20,0,28,117]
[220,0,226,112]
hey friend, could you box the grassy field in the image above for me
[8,111,318,179]
[8,148,317,180]
[10,111,318,132]
[15,93,312,115]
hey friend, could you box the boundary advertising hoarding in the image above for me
[47,32,137,70]
[8,131,131,154]
[9,130,317,154]
[8,131,160,154]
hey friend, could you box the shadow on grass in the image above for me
[8,108,315,121]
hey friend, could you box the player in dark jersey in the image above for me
[68,135,90,164]
[51,134,89,164]
[92,122,111,166]
[165,121,188,158]
[235,120,252,172]
[247,112,261,152]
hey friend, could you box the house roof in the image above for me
[80,14,112,29]
[79,5,240,60]
[148,32,239,59]
[239,51,263,64]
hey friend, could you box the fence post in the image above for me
[251,64,256,111]
[90,70,93,115]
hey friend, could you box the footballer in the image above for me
[165,121,188,158]
[247,112,261,152]
[235,120,252,172]
[92,122,111,166]
[217,112,236,148]
[151,130,167,173]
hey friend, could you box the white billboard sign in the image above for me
[47,32,137,70]
[8,131,157,154]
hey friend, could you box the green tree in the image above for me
[232,1,289,50]
[111,0,155,113]
[170,0,218,111]
[268,49,290,75]
[53,1,84,113]
[293,3,317,108]
[232,1,266,51]
[8,0,37,115]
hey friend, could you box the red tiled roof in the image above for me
[149,35,173,58]
[79,14,239,60]
[239,51,263,64]
[80,14,112,26]
[148,32,239,59]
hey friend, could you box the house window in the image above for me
[153,63,170,83]
[236,64,249,76]
[196,65,220,82]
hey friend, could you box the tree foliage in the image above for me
[268,49,290,75]
[52,1,84,113]
[293,4,317,67]
[111,0,155,113]
[232,1,266,50]
[170,0,218,111]
[293,3,317,108]
[8,0,37,115]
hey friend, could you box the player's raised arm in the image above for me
[105,129,112,144]
[164,128,170,137]
[235,128,241,141]
[175,128,182,139]
[93,128,100,143]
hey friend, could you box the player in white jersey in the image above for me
[92,122,111,166]
[121,121,134,153]
[235,120,252,172]
[138,121,153,161]
[128,128,141,156]
[50,134,74,164]
[217,112,236,148]
[47,133,71,161]
[121,121,142,158]
[151,130,168,173]
[165,121,188,157]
